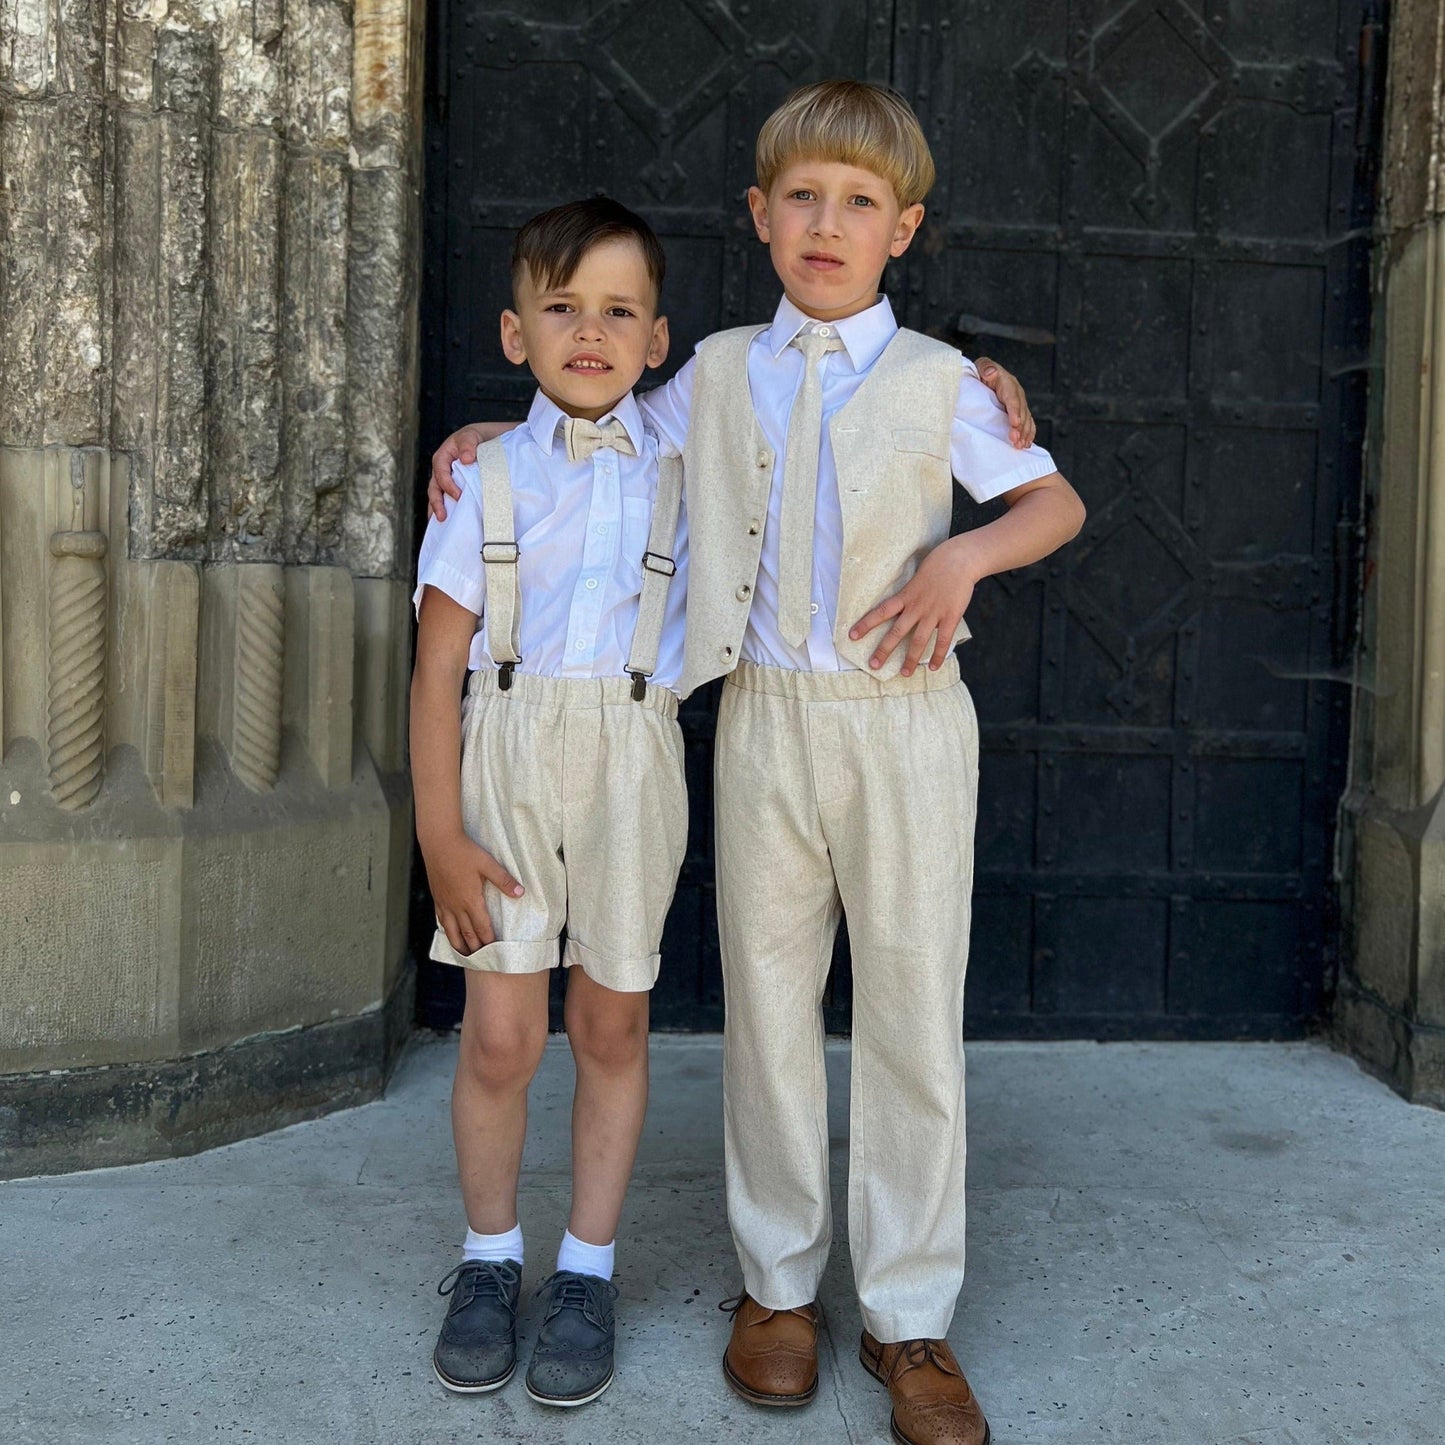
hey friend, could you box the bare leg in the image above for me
[563,967,651,1245]
[453,968,552,1233]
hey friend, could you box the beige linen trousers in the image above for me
[716,657,980,1344]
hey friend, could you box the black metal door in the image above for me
[417,0,1383,1036]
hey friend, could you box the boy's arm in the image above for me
[848,473,1086,676]
[410,588,524,955]
[428,424,521,522]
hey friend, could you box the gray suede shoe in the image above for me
[524,1270,619,1407]
[432,1258,523,1393]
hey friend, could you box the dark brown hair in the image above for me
[511,197,666,305]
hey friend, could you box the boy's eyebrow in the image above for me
[535,286,648,305]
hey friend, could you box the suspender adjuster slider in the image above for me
[641,551,676,577]
[498,660,517,691]
[481,541,520,564]
[629,671,648,702]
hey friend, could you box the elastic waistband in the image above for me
[468,668,678,718]
[724,655,960,701]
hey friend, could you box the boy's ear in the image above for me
[747,185,771,243]
[647,313,670,371]
[500,309,527,366]
[889,202,926,258]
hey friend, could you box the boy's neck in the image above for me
[782,285,887,325]
[537,383,632,423]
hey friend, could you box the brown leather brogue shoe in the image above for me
[720,1293,820,1407]
[860,1332,990,1445]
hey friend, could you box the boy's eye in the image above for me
[851,195,876,207]
[544,303,573,313]
[606,307,636,318]
[789,189,814,201]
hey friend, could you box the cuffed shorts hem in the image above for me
[429,930,559,974]
[563,936,660,993]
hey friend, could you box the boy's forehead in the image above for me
[770,156,898,192]
[520,235,657,300]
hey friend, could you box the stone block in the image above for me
[199,562,285,792]
[283,565,354,790]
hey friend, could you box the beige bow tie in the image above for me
[563,415,637,463]
[778,327,846,648]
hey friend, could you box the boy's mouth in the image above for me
[802,251,844,271]
[564,354,612,374]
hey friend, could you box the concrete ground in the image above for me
[2,1035,1441,1445]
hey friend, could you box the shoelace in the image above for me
[718,1293,815,1326]
[436,1259,521,1317]
[892,1339,962,1383]
[535,1270,619,1330]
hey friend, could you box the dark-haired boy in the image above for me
[410,197,688,1409]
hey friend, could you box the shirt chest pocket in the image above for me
[621,496,654,581]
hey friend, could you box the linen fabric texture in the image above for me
[428,668,687,993]
[715,658,980,1342]
[641,293,1057,688]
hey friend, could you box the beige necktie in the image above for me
[779,328,845,648]
[563,415,637,463]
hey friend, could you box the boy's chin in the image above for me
[540,374,641,418]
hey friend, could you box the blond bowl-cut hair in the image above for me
[755,79,936,207]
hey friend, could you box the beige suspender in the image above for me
[624,451,684,699]
[477,442,522,688]
[476,438,683,700]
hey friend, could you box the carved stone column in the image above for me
[1337,0,1445,1105]
[0,0,425,1174]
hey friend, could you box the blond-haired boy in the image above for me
[429,80,1084,1445]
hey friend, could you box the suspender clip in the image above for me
[641,551,676,577]
[498,660,517,692]
[629,671,648,702]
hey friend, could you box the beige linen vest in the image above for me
[679,323,970,697]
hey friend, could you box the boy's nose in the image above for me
[811,204,844,237]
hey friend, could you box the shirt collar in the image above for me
[526,389,647,457]
[765,292,898,372]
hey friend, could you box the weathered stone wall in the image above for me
[0,0,425,1174]
[1338,0,1445,1105]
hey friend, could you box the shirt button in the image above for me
[596,525,608,536]
[575,640,587,651]
[585,578,599,590]
[810,603,819,615]
[818,326,832,338]
[736,584,751,601]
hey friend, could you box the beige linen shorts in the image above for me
[429,669,688,993]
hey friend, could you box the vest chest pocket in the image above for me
[893,427,950,461]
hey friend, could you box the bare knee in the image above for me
[458,1012,547,1094]
[566,991,648,1074]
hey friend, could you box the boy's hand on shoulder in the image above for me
[974,356,1036,450]
[850,534,984,676]
[428,422,520,522]
[422,832,524,957]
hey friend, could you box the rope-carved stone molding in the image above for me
[231,573,285,792]
[46,530,108,811]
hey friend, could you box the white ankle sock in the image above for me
[556,1230,614,1280]
[462,1223,523,1265]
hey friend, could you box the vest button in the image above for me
[722,645,733,659]
[736,584,751,601]
[747,520,760,536]
[756,452,770,468]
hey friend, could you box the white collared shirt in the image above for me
[641,294,1058,672]
[413,389,687,692]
